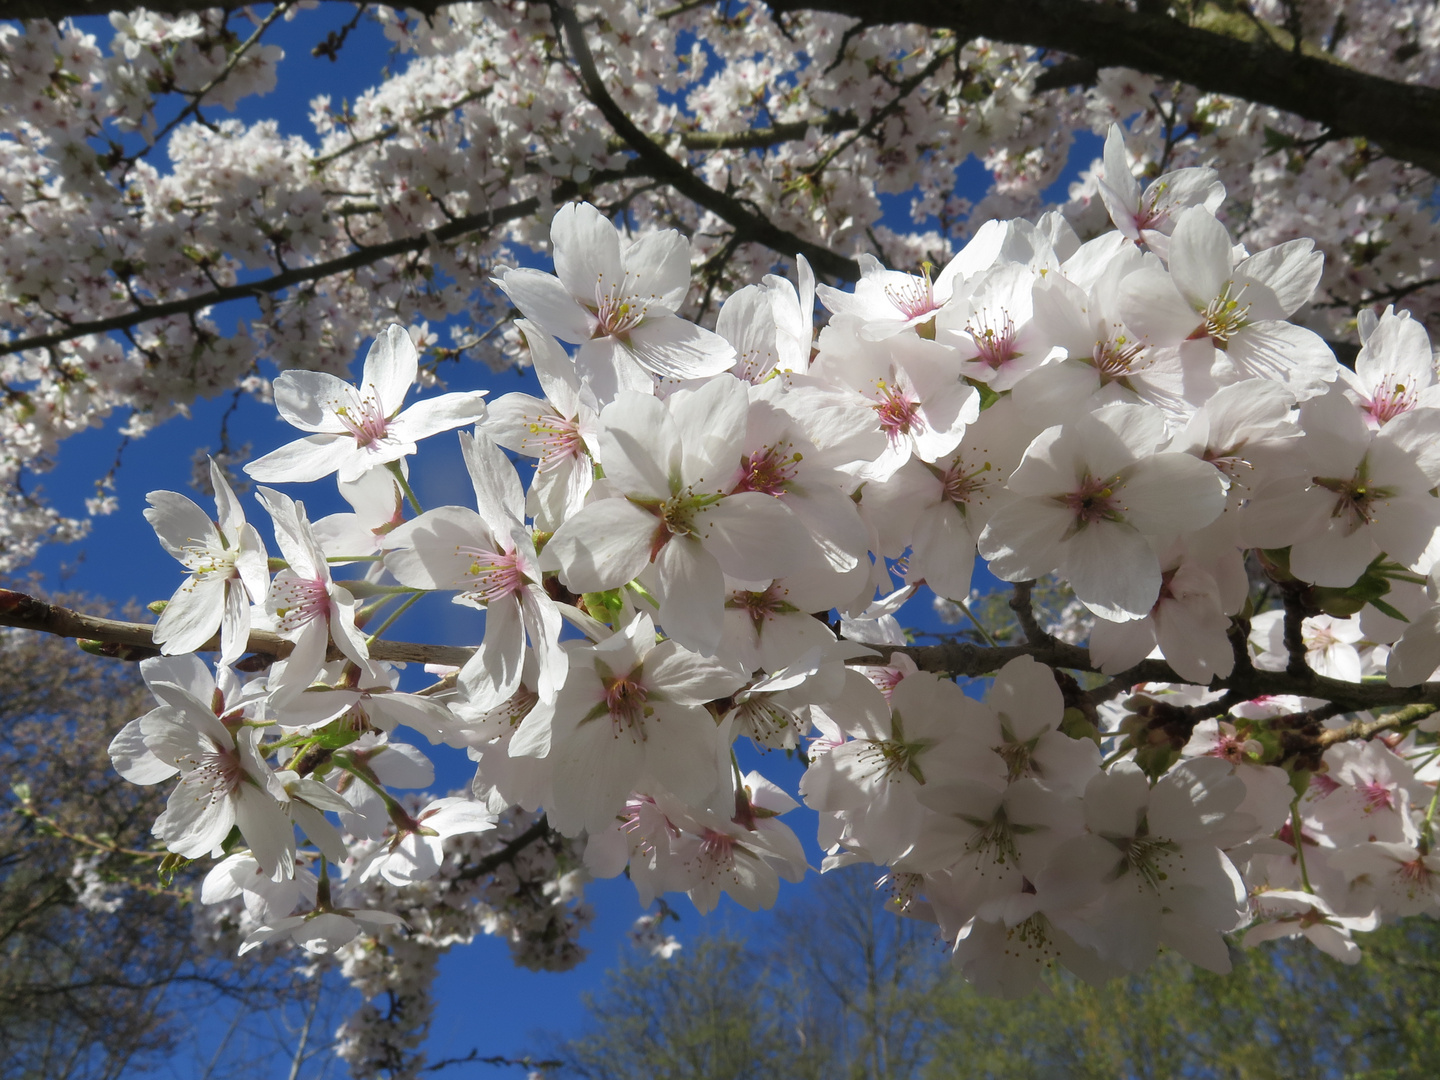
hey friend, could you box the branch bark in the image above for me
[549,1,862,281]
[0,589,475,667]
[770,0,1440,178]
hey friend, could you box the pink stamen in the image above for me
[525,414,585,471]
[732,444,800,496]
[603,673,649,732]
[334,394,391,448]
[1360,780,1395,812]
[593,281,649,338]
[1061,474,1122,526]
[967,312,1018,369]
[1363,380,1417,425]
[884,274,939,321]
[874,382,921,443]
[458,546,526,604]
[272,575,332,632]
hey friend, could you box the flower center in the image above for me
[936,459,991,506]
[1091,334,1147,384]
[884,270,939,321]
[180,541,238,581]
[272,574,332,632]
[593,283,649,339]
[725,582,797,631]
[1196,282,1251,345]
[1313,463,1395,532]
[192,742,244,801]
[1360,780,1395,812]
[525,414,585,470]
[1113,834,1179,889]
[873,380,922,443]
[966,311,1018,369]
[333,392,391,448]
[603,673,650,732]
[1364,380,1417,425]
[1061,473,1123,527]
[458,545,526,604]
[731,444,801,496]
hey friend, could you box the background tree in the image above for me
[0,587,345,1080]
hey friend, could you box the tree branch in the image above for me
[769,0,1440,178]
[0,174,634,359]
[549,1,862,281]
[0,589,474,666]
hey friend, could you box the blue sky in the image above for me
[24,7,1101,1073]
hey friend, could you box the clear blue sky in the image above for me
[23,7,1100,1073]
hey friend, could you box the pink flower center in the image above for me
[884,273,939,321]
[731,444,801,496]
[593,285,649,339]
[192,742,244,801]
[603,673,650,731]
[727,582,792,631]
[867,666,905,702]
[1211,732,1248,764]
[873,381,922,443]
[966,312,1018,369]
[698,827,738,866]
[334,393,391,448]
[458,546,526,604]
[272,575,332,632]
[525,414,585,471]
[1397,857,1430,886]
[1360,780,1395,812]
[1310,773,1342,797]
[937,459,990,506]
[1363,380,1417,425]
[1061,473,1122,526]
[1091,335,1147,383]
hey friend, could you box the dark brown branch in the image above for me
[856,634,1440,714]
[0,588,474,667]
[550,1,861,281]
[769,0,1440,178]
[454,815,554,881]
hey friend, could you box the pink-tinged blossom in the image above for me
[238,907,406,957]
[544,377,810,655]
[245,325,488,484]
[1331,841,1440,917]
[138,676,294,879]
[1096,122,1224,257]
[977,403,1227,621]
[1089,544,1243,684]
[358,796,498,886]
[520,613,745,837]
[1117,207,1337,401]
[483,320,599,530]
[144,457,269,666]
[1036,759,1253,975]
[386,430,566,710]
[493,202,734,399]
[1243,889,1376,964]
[1338,306,1440,428]
[1241,391,1440,588]
[256,487,372,703]
[810,328,979,482]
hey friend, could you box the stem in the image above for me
[1291,800,1314,894]
[388,460,424,516]
[366,592,423,645]
[957,598,998,647]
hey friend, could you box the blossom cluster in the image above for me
[0,0,1437,578]
[104,129,1440,1009]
